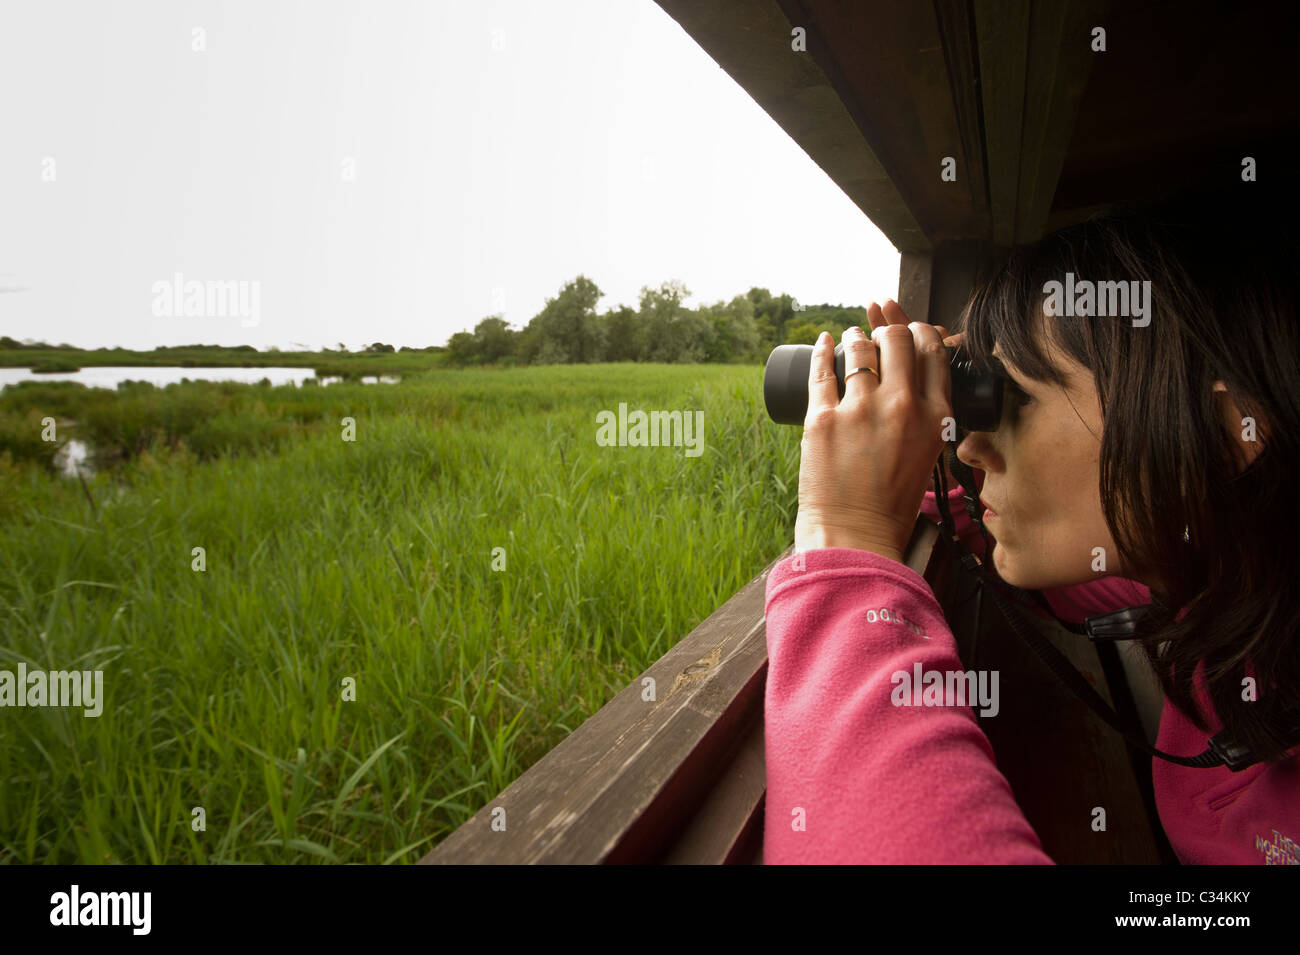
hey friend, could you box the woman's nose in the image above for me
[957,430,1002,473]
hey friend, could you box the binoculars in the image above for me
[763,341,1006,432]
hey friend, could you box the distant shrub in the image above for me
[0,380,93,417]
[30,359,81,373]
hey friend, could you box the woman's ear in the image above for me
[1213,380,1264,470]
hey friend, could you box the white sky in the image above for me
[0,0,900,351]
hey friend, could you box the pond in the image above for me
[0,366,399,389]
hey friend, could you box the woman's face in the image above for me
[954,328,1138,590]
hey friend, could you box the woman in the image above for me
[763,187,1299,863]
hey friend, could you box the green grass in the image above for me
[0,363,801,863]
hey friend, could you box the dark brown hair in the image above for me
[957,183,1299,762]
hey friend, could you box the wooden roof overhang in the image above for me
[653,0,1299,322]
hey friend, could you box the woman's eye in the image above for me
[1004,379,1033,408]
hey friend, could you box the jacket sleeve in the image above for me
[763,546,1053,863]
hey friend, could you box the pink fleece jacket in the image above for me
[763,471,1300,864]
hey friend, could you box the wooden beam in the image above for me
[780,0,985,247]
[976,0,1114,245]
[932,241,994,330]
[897,251,933,325]
[1008,0,1113,243]
[933,0,991,228]
[974,0,1031,246]
[900,241,997,329]
[659,709,766,864]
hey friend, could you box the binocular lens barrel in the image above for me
[762,342,1004,433]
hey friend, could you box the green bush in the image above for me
[0,408,61,468]
[29,359,82,373]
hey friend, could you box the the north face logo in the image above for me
[1255,829,1300,864]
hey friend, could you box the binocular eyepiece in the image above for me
[762,341,1005,433]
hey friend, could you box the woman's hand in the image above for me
[793,300,954,563]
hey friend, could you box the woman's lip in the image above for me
[980,498,998,517]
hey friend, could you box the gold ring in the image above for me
[845,365,879,382]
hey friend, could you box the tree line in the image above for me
[1,277,870,364]
[442,276,869,366]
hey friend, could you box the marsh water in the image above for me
[3,366,399,479]
[0,366,398,390]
